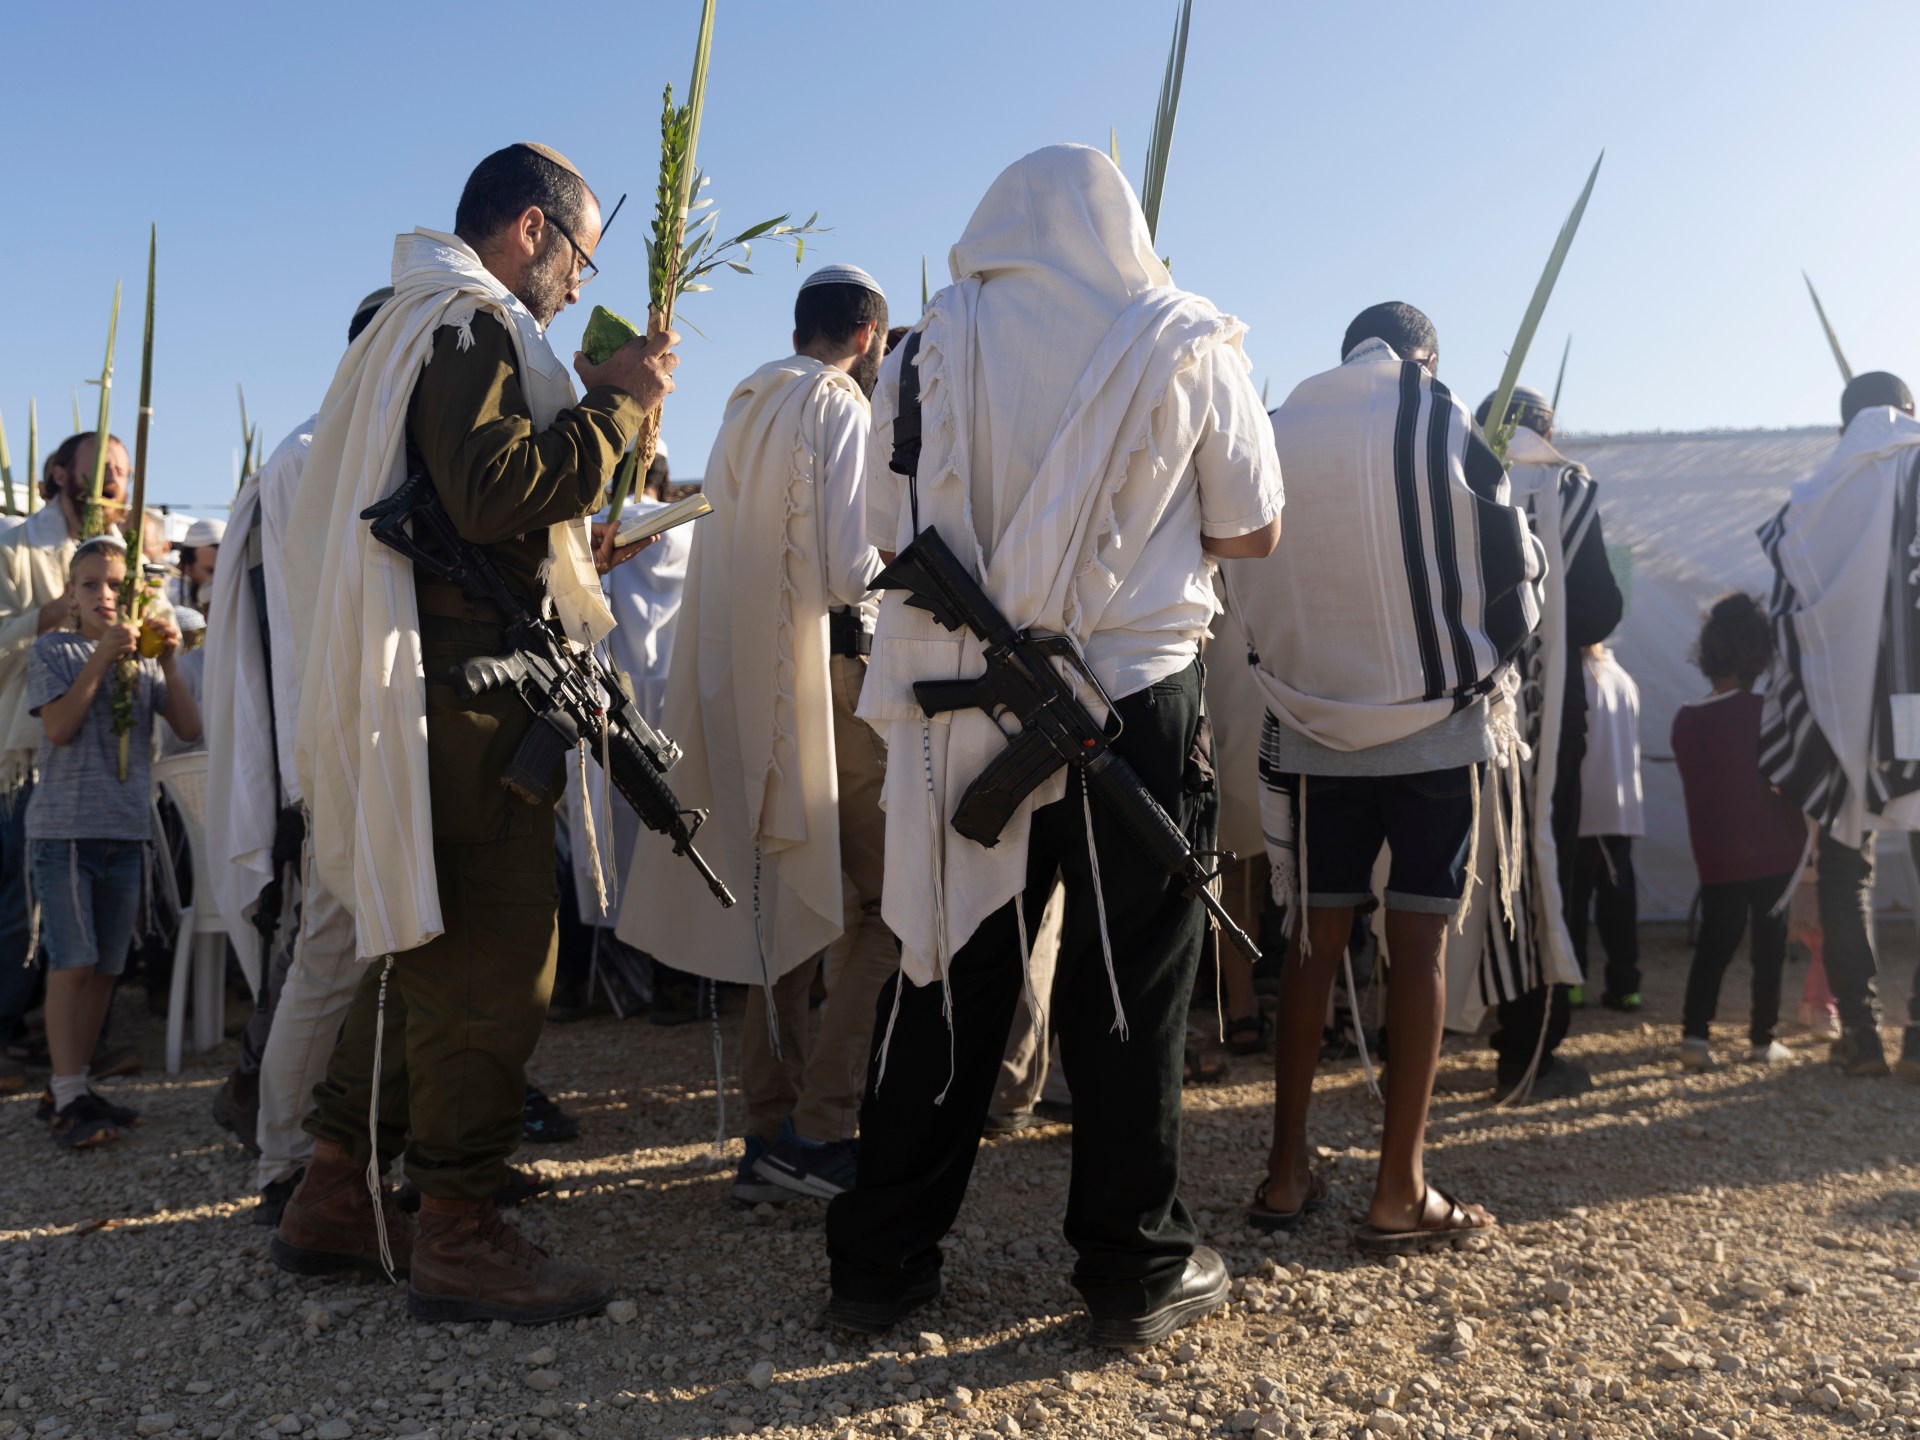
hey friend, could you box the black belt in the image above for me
[829,609,872,658]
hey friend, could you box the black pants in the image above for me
[1569,835,1640,1001]
[1818,830,1920,1033]
[1683,875,1789,1046]
[826,661,1211,1315]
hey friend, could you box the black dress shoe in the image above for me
[1084,1244,1230,1348]
[821,1274,942,1334]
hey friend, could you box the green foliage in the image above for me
[1139,0,1192,245]
[0,406,15,516]
[1802,272,1853,385]
[1483,152,1603,464]
[1551,335,1572,416]
[80,281,122,541]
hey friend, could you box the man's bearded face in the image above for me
[850,322,886,399]
[521,231,575,326]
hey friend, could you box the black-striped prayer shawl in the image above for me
[1448,439,1597,1029]
[1759,430,1920,844]
[1235,341,1544,918]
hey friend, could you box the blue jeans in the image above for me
[0,783,39,1043]
[29,838,144,976]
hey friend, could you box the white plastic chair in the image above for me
[152,752,227,1073]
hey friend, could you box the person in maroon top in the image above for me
[1671,594,1810,1067]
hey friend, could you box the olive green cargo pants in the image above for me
[305,614,559,1201]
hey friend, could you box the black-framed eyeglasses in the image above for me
[546,192,625,289]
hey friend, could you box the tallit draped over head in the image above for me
[860,143,1256,986]
[286,228,614,961]
[1760,405,1920,846]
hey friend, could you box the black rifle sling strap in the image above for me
[888,329,925,536]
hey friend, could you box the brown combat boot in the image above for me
[269,1138,414,1280]
[406,1195,611,1325]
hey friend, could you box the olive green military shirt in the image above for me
[407,311,645,607]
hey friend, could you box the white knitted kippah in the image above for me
[799,263,884,299]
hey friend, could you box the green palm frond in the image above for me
[1139,0,1193,245]
[81,281,123,540]
[1483,151,1603,463]
[1802,271,1853,384]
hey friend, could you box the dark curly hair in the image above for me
[1694,592,1774,685]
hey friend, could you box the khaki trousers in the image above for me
[741,655,896,1143]
[255,844,359,1189]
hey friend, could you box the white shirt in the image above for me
[817,384,883,610]
[867,345,1280,699]
[1580,648,1643,837]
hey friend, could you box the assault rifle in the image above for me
[874,525,1259,962]
[363,467,735,909]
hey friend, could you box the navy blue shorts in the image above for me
[1266,767,1478,914]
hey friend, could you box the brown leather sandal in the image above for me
[1353,1185,1497,1254]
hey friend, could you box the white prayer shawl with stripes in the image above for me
[1446,427,1594,1031]
[859,145,1249,988]
[1759,406,1920,847]
[1231,342,1544,755]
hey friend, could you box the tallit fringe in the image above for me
[1342,947,1382,1102]
[750,846,781,1059]
[1493,990,1555,1111]
[576,741,610,919]
[366,955,397,1281]
[1768,826,1816,920]
[1456,768,1484,936]
[873,719,944,1094]
[1081,786,1129,1041]
[1297,777,1311,962]
[705,980,729,1168]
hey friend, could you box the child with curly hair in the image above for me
[1670,593,1808,1069]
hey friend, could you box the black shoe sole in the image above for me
[269,1235,406,1281]
[822,1277,942,1334]
[405,1284,612,1326]
[1084,1271,1231,1348]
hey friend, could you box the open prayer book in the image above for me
[614,492,712,548]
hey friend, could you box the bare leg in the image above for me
[1263,905,1354,1212]
[47,969,114,1078]
[1370,910,1450,1229]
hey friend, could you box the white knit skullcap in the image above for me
[799,263,884,299]
[183,517,226,548]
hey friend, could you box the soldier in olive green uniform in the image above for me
[273,143,679,1325]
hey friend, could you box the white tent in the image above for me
[1210,425,1916,922]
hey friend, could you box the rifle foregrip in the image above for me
[604,724,737,908]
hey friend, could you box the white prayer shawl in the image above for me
[1229,342,1545,757]
[564,508,692,920]
[201,475,275,991]
[258,419,316,803]
[860,144,1249,987]
[1759,405,1920,846]
[616,358,860,982]
[1446,427,1593,1032]
[286,228,614,961]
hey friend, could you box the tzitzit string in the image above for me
[365,956,397,1279]
[1080,785,1129,1040]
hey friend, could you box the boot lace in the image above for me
[474,1201,549,1268]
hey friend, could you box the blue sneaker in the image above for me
[731,1134,791,1207]
[754,1118,859,1199]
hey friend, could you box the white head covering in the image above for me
[947,144,1170,551]
[184,517,226,548]
[799,262,885,298]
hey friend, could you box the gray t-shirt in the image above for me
[25,631,169,842]
[1262,695,1494,778]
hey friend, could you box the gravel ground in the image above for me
[3,926,1917,1440]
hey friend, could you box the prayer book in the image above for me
[614,492,712,548]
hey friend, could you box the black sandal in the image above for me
[1183,1044,1229,1086]
[1225,1010,1273,1056]
[1247,1173,1330,1232]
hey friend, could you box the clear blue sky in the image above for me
[3,0,1913,512]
